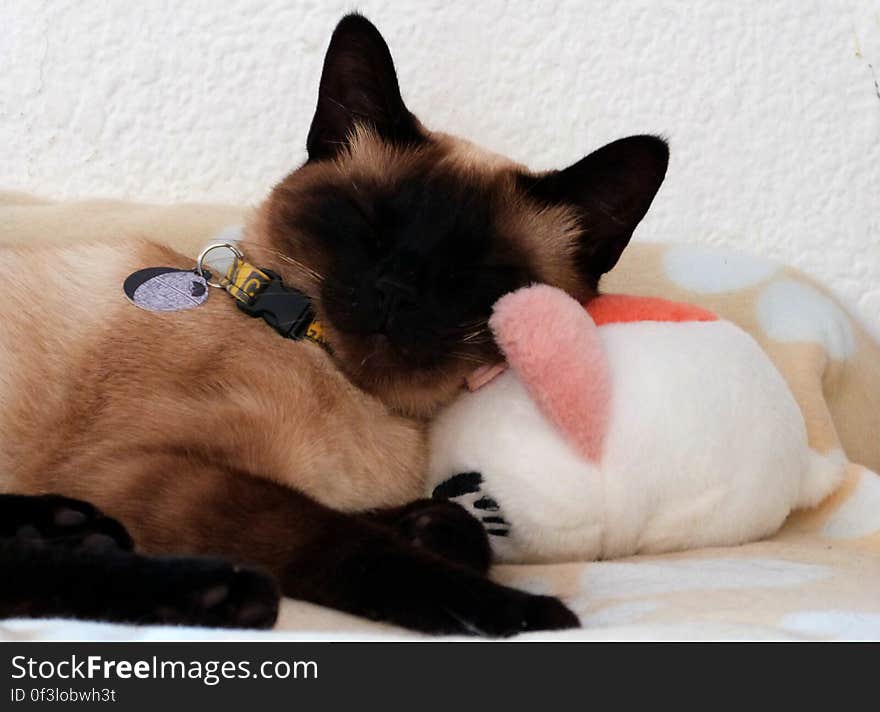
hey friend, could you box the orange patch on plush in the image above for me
[586,294,718,326]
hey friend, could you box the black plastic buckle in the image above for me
[235,269,315,340]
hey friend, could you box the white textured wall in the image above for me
[2,1,879,318]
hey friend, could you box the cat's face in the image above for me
[251,14,668,417]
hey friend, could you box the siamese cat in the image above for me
[0,14,667,635]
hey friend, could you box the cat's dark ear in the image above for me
[306,14,422,161]
[522,135,668,283]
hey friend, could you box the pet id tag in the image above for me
[123,267,209,312]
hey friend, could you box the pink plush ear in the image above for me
[489,285,611,462]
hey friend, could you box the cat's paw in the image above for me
[149,560,280,629]
[0,493,133,552]
[440,584,580,637]
[389,499,491,573]
[351,545,580,637]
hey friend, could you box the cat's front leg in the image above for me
[102,460,578,637]
[281,513,578,636]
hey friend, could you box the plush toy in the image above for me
[427,284,843,564]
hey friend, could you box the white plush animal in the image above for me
[427,284,844,563]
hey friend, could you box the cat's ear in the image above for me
[306,14,422,161]
[521,135,668,284]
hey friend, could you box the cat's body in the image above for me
[0,239,426,522]
[0,14,670,633]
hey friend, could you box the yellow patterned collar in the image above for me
[197,242,329,351]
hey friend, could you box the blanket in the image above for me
[2,191,879,641]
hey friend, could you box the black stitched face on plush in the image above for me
[254,14,669,417]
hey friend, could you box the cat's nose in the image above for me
[375,275,417,311]
[372,274,417,333]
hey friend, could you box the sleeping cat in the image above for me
[0,14,667,634]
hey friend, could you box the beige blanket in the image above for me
[2,191,879,641]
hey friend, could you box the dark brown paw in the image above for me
[3,494,133,552]
[208,567,280,629]
[518,594,581,633]
[152,562,280,630]
[445,589,580,637]
[341,543,580,637]
[388,499,491,573]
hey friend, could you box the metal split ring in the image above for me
[196,242,244,288]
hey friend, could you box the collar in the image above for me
[198,241,330,351]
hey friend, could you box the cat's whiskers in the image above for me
[459,331,492,344]
[450,351,487,365]
[236,240,325,284]
[359,341,382,371]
